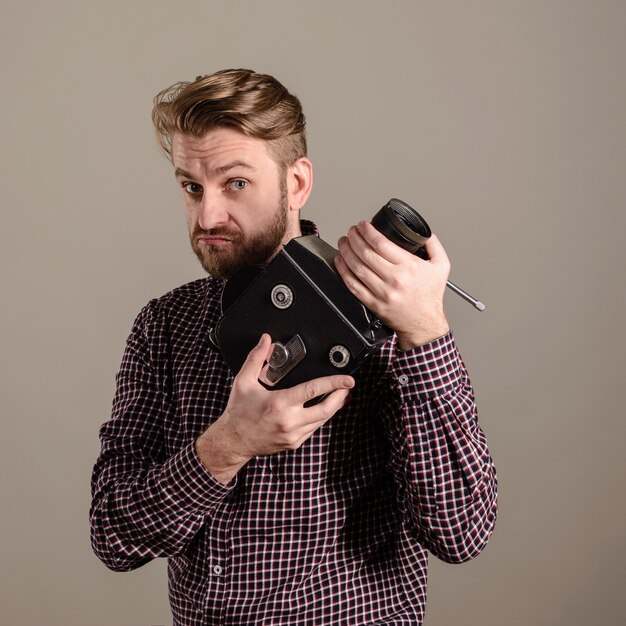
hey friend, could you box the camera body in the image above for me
[211,198,436,389]
[212,234,392,389]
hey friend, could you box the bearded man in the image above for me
[90,68,498,626]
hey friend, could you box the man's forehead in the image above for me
[171,128,270,163]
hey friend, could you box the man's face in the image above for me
[172,127,300,279]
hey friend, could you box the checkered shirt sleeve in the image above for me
[379,333,498,564]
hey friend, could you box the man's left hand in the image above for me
[335,221,450,350]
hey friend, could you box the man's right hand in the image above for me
[195,333,355,485]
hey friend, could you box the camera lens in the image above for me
[371,198,432,255]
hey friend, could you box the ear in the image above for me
[286,157,313,212]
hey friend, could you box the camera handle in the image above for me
[445,280,485,311]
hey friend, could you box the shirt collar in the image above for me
[300,219,319,237]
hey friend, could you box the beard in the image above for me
[189,185,289,280]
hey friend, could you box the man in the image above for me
[90,68,497,626]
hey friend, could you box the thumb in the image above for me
[238,333,273,381]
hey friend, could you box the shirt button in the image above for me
[213,564,223,575]
[398,374,409,385]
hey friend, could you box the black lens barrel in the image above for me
[371,198,431,255]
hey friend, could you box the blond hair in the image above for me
[152,68,307,170]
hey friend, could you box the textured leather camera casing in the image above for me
[212,235,392,389]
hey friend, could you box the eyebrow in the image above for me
[174,160,256,179]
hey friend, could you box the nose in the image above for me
[198,192,229,231]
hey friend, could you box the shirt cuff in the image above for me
[390,331,465,403]
[162,442,236,514]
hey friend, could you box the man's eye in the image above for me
[183,182,202,194]
[228,179,248,191]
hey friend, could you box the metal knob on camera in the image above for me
[270,284,293,309]
[269,342,290,369]
[259,335,307,387]
[329,345,351,369]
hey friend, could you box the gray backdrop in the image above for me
[2,1,625,625]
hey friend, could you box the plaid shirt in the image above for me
[90,221,497,626]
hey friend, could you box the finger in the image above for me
[355,221,408,265]
[334,253,378,308]
[309,387,352,422]
[422,233,449,265]
[336,235,388,297]
[297,387,352,431]
[237,333,273,382]
[342,224,397,275]
[286,374,355,407]
[288,390,349,447]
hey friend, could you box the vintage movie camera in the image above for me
[210,198,482,390]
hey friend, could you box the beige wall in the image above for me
[1,1,625,624]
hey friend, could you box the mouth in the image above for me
[196,235,233,248]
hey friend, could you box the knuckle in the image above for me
[232,376,252,396]
[362,248,377,266]
[372,235,388,253]
[319,403,333,421]
[354,263,368,280]
[266,397,285,418]
[285,438,301,451]
[388,289,402,306]
[387,273,402,290]
[274,418,290,434]
[343,276,359,296]
[380,288,397,308]
[304,382,318,402]
[277,429,300,450]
